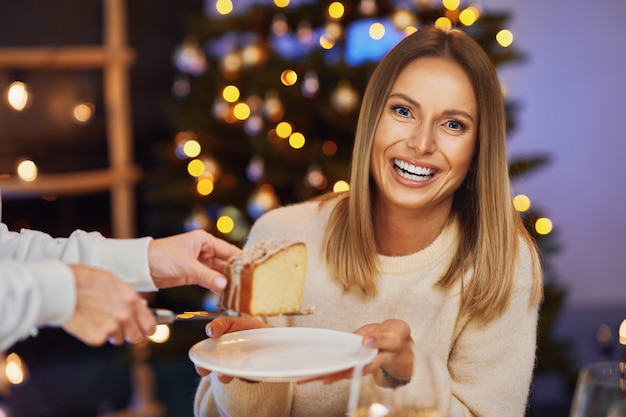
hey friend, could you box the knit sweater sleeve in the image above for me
[441,240,539,416]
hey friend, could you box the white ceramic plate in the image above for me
[188,327,377,382]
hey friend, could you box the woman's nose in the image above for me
[407,124,437,154]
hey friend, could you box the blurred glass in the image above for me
[347,352,442,417]
[570,361,626,417]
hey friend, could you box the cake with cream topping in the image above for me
[220,239,307,316]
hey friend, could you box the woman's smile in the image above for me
[392,158,437,183]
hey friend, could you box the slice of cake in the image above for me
[220,239,307,316]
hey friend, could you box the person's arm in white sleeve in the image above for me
[0,260,76,351]
[0,224,240,295]
[0,259,159,351]
[0,223,155,291]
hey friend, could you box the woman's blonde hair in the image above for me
[321,26,542,323]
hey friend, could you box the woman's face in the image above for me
[370,56,478,216]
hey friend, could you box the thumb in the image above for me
[188,260,229,294]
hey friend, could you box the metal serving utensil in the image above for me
[151,307,316,325]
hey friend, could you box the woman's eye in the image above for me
[392,105,411,117]
[445,120,465,131]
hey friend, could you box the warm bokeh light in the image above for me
[392,10,415,30]
[215,0,233,15]
[333,180,350,192]
[319,34,335,49]
[276,121,293,138]
[435,17,452,31]
[216,215,235,234]
[306,165,327,189]
[442,0,460,10]
[16,159,38,182]
[148,325,170,343]
[5,353,26,385]
[233,102,251,120]
[274,0,289,7]
[535,217,553,235]
[187,159,205,177]
[369,22,385,40]
[183,139,201,158]
[6,81,29,111]
[513,194,531,212]
[328,2,345,19]
[322,140,338,156]
[404,26,418,36]
[222,85,240,102]
[175,130,196,144]
[72,102,95,123]
[288,132,305,149]
[619,319,626,345]
[197,177,214,196]
[280,69,298,86]
[459,6,480,26]
[496,29,514,47]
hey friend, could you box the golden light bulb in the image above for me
[369,22,385,40]
[17,160,38,182]
[288,132,305,149]
[333,180,350,192]
[496,29,514,47]
[216,215,235,234]
[280,69,298,86]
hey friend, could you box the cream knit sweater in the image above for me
[195,199,539,417]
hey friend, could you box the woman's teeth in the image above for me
[393,158,435,181]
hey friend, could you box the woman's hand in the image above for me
[63,264,156,346]
[195,317,273,383]
[148,230,241,295]
[303,319,414,385]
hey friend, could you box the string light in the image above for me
[319,34,335,49]
[442,0,460,10]
[275,121,293,138]
[233,102,251,120]
[435,17,452,31]
[333,180,350,192]
[280,69,298,86]
[535,217,553,235]
[197,177,215,196]
[513,194,531,212]
[16,159,38,182]
[148,325,170,343]
[496,29,514,47]
[459,6,480,26]
[215,0,233,15]
[6,81,29,111]
[4,353,27,386]
[187,159,205,177]
[328,2,345,19]
[183,139,201,158]
[322,140,338,156]
[72,102,95,123]
[222,85,240,102]
[216,214,235,234]
[369,22,386,40]
[288,132,305,149]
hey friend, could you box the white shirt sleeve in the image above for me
[0,222,157,351]
[0,223,156,292]
[0,260,76,351]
